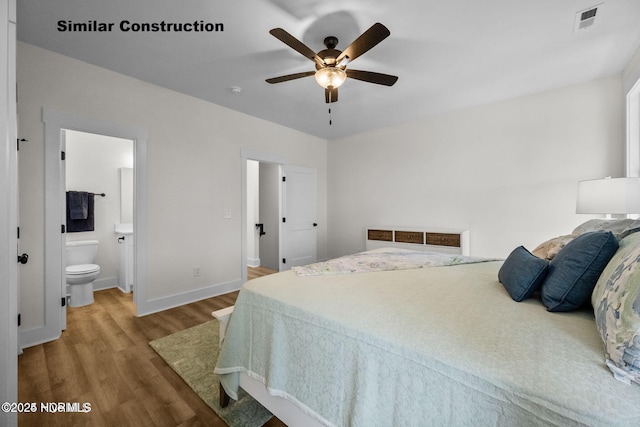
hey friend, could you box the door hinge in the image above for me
[61,224,66,233]
[282,217,286,223]
[282,176,286,182]
[61,297,66,307]
[17,226,20,239]
[17,313,21,327]
[61,151,66,160]
[282,258,286,264]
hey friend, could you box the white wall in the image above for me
[327,75,624,259]
[17,42,327,331]
[65,130,134,289]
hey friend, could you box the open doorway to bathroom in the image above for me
[64,130,134,295]
[21,108,148,349]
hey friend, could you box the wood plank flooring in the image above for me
[18,268,283,427]
[247,266,278,280]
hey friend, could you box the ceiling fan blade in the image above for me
[336,23,390,64]
[325,88,338,103]
[266,71,315,84]
[346,69,398,86]
[269,28,325,67]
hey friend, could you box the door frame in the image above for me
[241,148,284,283]
[1,1,18,423]
[20,108,148,348]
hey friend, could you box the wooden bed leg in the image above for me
[219,381,230,408]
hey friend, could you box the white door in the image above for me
[2,3,19,423]
[281,165,317,270]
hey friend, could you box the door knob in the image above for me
[313,223,318,227]
[17,253,29,264]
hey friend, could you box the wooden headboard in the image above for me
[366,226,470,255]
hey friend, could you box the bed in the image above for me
[215,221,640,426]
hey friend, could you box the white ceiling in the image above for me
[16,0,640,140]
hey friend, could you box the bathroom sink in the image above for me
[114,223,133,235]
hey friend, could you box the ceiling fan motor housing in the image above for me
[316,48,341,68]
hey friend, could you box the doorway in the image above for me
[247,160,280,272]
[64,130,134,295]
[241,148,318,284]
[21,109,148,349]
[241,149,283,284]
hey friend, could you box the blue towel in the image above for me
[68,191,89,220]
[66,192,94,232]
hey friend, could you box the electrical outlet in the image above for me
[223,210,232,219]
[193,266,201,277]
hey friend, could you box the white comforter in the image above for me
[215,254,640,426]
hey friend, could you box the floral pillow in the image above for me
[532,219,640,261]
[532,234,575,260]
[573,219,640,240]
[593,232,640,386]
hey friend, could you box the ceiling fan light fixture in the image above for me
[314,67,346,89]
[266,23,397,103]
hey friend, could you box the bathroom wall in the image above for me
[65,130,134,290]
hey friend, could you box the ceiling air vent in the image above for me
[574,4,603,32]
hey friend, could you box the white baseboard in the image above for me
[21,278,243,348]
[135,278,243,317]
[20,327,61,350]
[93,276,117,291]
[117,285,132,293]
[247,257,260,267]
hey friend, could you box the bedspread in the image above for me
[215,257,640,426]
[291,249,499,276]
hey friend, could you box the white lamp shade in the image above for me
[576,177,640,214]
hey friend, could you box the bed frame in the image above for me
[213,307,325,427]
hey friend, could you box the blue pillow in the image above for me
[541,231,619,312]
[498,246,549,302]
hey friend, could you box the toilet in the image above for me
[66,240,101,307]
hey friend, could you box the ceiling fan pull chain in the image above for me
[329,91,332,125]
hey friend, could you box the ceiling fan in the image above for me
[266,22,398,103]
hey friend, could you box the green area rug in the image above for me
[149,320,273,427]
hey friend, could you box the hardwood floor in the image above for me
[18,269,283,427]
[247,266,278,280]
